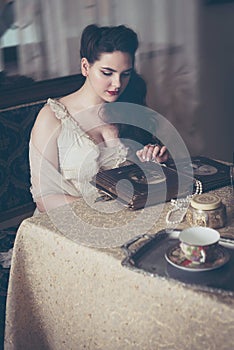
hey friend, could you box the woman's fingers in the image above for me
[155,145,168,162]
[152,144,161,159]
[136,144,168,163]
[136,149,144,161]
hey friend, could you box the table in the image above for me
[4,186,234,350]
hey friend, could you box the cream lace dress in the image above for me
[29,98,128,207]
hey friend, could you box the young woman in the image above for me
[29,24,168,213]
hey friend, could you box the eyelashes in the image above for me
[101,71,132,77]
[101,71,112,76]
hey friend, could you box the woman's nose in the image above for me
[112,74,121,88]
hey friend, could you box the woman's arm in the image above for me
[30,105,80,212]
[35,193,80,213]
[31,104,60,169]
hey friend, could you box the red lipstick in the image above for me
[107,91,119,96]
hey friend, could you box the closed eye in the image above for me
[101,69,132,77]
[101,71,112,76]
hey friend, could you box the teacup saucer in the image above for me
[165,243,230,272]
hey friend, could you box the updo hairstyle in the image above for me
[80,24,139,65]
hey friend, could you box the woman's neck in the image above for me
[76,80,103,108]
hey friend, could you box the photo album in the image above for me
[91,157,231,210]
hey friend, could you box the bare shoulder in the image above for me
[33,104,60,129]
[32,104,61,135]
[31,104,61,150]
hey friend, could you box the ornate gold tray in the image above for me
[121,229,234,295]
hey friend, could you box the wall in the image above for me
[198,0,234,162]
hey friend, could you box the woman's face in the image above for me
[82,51,133,103]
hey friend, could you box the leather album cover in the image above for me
[166,156,231,192]
[91,156,231,210]
[91,162,193,210]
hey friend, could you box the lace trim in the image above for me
[47,98,68,120]
[48,98,128,166]
[115,143,128,168]
[47,98,98,147]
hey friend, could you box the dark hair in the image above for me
[79,24,157,146]
[117,70,158,145]
[80,24,138,65]
[117,70,147,105]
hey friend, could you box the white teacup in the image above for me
[179,227,220,264]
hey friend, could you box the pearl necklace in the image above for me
[166,180,203,226]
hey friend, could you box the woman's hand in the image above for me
[136,144,168,163]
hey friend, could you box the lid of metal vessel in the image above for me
[190,193,221,210]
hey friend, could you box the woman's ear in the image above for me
[81,58,90,77]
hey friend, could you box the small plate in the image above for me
[165,243,230,272]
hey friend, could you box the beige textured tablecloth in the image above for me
[4,186,234,350]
